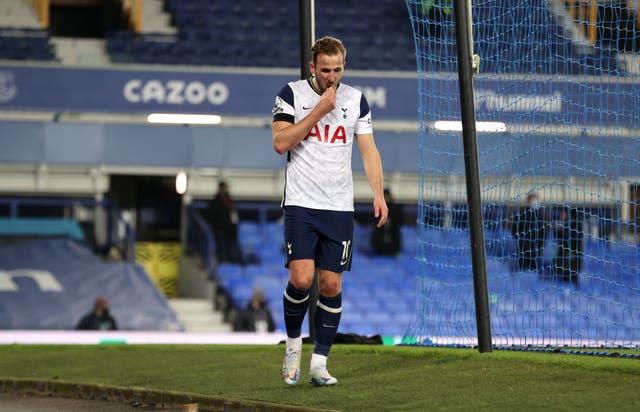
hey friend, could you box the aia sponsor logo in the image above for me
[304,124,347,144]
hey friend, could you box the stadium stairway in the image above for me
[142,0,178,34]
[51,37,110,66]
[168,298,230,333]
[0,0,41,27]
[173,254,232,332]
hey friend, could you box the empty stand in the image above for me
[106,0,416,70]
[203,209,640,340]
[0,0,56,62]
[0,27,56,61]
[0,1,635,74]
[0,237,182,330]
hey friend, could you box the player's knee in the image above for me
[289,276,313,291]
[318,278,342,297]
[288,260,315,290]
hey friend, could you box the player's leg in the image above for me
[310,269,342,386]
[309,209,353,386]
[282,259,315,385]
[284,259,315,337]
[282,206,317,385]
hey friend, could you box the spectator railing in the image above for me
[186,204,216,278]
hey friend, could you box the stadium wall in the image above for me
[0,62,637,205]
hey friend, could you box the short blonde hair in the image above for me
[310,36,346,65]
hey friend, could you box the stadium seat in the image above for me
[102,0,416,70]
[0,28,56,61]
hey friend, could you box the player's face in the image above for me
[310,53,344,93]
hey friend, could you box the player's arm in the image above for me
[356,133,388,227]
[272,86,336,155]
[272,114,320,155]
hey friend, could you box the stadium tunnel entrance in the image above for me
[108,174,181,243]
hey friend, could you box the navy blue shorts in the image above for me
[284,205,354,273]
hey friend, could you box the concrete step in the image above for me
[0,0,41,27]
[178,255,213,299]
[50,37,111,66]
[168,298,231,333]
[142,0,177,34]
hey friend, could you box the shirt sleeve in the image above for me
[355,93,373,135]
[272,84,295,123]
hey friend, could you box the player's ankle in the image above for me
[287,336,302,350]
[310,353,328,371]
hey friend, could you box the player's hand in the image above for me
[373,196,389,228]
[316,84,336,116]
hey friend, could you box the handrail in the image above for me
[29,0,50,28]
[186,205,216,278]
[565,0,598,45]
[564,0,639,46]
[588,0,598,45]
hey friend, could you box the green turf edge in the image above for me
[0,377,339,412]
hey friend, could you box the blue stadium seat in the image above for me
[216,262,244,285]
[105,0,416,70]
[0,28,56,62]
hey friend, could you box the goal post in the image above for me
[453,0,492,352]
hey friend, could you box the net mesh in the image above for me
[404,0,640,348]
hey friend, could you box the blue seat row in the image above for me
[0,33,56,61]
[220,252,639,339]
[1,0,633,75]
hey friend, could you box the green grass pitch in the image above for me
[1,344,639,411]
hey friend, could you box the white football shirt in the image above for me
[272,79,373,212]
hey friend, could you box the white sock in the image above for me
[286,336,302,350]
[310,353,328,371]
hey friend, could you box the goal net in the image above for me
[404,0,640,348]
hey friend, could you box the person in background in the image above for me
[76,296,118,330]
[552,206,583,287]
[371,188,403,256]
[233,287,276,333]
[511,191,546,272]
[272,36,388,386]
[208,180,244,264]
